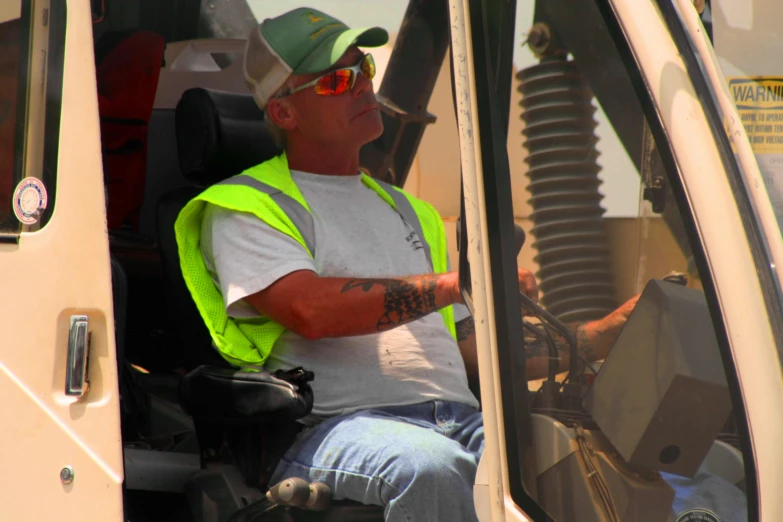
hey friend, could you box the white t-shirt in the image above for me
[200,170,479,422]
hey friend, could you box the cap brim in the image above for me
[293,27,389,75]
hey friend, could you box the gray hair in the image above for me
[263,78,295,149]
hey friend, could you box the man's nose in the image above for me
[352,70,374,97]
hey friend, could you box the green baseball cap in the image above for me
[244,7,389,109]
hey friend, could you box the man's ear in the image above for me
[266,98,297,131]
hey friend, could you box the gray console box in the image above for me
[583,280,732,478]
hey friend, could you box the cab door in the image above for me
[0,0,124,519]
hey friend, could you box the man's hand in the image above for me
[451,267,539,306]
[455,267,539,380]
[576,293,641,362]
[518,268,539,305]
[595,293,640,337]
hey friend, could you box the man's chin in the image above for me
[358,118,384,144]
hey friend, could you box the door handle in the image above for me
[65,315,90,397]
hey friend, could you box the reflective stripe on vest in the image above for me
[372,178,434,270]
[218,175,317,259]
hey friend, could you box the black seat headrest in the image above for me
[175,87,282,186]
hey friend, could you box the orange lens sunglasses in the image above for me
[287,54,376,97]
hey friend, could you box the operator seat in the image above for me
[158,87,385,521]
[156,86,280,371]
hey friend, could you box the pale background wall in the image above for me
[0,1,21,24]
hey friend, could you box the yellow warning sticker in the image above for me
[728,77,783,153]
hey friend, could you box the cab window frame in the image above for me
[39,0,66,232]
[464,0,758,518]
[644,0,779,518]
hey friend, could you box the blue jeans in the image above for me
[271,401,484,521]
[271,401,747,521]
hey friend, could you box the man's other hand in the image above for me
[518,268,539,310]
[577,293,641,361]
[604,293,641,332]
[450,268,539,306]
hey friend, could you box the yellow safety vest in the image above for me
[174,152,457,367]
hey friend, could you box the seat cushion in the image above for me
[179,365,314,425]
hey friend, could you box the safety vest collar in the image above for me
[240,152,311,212]
[214,155,436,271]
[217,166,317,259]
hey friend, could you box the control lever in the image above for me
[266,477,310,507]
[456,218,527,315]
[227,479,334,522]
[266,478,333,511]
[513,224,526,256]
[509,226,582,396]
[662,271,688,286]
[304,482,333,511]
[455,218,526,256]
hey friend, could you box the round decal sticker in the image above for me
[12,177,48,225]
[676,509,721,522]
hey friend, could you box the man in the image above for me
[175,7,745,522]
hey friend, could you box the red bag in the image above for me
[96,30,165,230]
[0,19,21,227]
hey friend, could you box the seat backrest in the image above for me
[157,88,282,369]
[175,87,282,186]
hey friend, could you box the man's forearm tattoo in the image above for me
[524,323,596,365]
[341,276,439,331]
[455,317,475,342]
[524,337,569,360]
[575,325,595,361]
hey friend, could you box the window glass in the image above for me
[520,119,749,522]
[0,1,25,235]
[0,0,63,238]
[711,0,783,236]
[510,1,750,521]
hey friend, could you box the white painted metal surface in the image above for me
[611,0,783,518]
[448,0,526,520]
[0,0,125,519]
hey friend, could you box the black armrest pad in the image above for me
[179,365,314,425]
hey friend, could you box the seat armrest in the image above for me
[179,365,314,425]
